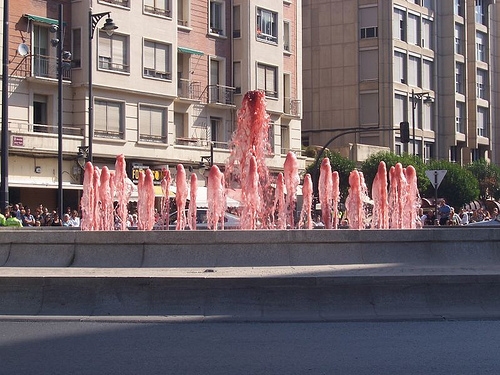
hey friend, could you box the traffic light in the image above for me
[400,121,410,143]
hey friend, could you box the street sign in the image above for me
[425,170,447,189]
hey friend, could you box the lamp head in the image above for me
[101,17,118,36]
[423,95,434,106]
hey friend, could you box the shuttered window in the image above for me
[359,50,378,81]
[95,100,123,138]
[98,32,129,72]
[257,63,277,98]
[143,40,171,80]
[140,105,167,142]
[144,0,171,17]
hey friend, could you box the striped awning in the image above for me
[178,47,204,56]
[24,14,65,26]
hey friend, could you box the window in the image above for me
[394,51,406,84]
[477,69,487,99]
[33,25,49,77]
[233,61,241,94]
[454,23,464,55]
[143,40,171,80]
[71,28,81,68]
[140,105,167,143]
[95,100,123,138]
[393,8,406,41]
[280,126,290,154]
[174,112,187,141]
[423,102,433,130]
[450,146,458,163]
[233,5,240,38]
[477,106,488,137]
[359,7,378,39]
[476,32,487,62]
[257,63,277,98]
[100,0,129,7]
[210,117,226,148]
[257,8,278,44]
[99,32,129,73]
[423,0,434,10]
[210,1,224,35]
[407,13,420,46]
[283,21,290,52]
[421,18,432,49]
[422,59,433,90]
[456,101,465,133]
[33,94,48,133]
[178,0,189,26]
[476,0,486,25]
[144,0,171,17]
[455,63,464,94]
[471,148,481,162]
[424,143,434,163]
[359,93,379,125]
[408,55,421,88]
[359,50,378,81]
[394,94,407,125]
[455,0,463,16]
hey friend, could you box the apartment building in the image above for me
[303,0,498,165]
[1,0,303,210]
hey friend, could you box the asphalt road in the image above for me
[1,319,499,375]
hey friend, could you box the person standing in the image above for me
[68,210,81,227]
[438,199,451,226]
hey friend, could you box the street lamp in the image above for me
[1,0,9,210]
[411,89,434,157]
[88,10,117,163]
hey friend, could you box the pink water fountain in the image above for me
[80,91,421,231]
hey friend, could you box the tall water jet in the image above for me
[389,163,407,229]
[225,91,272,228]
[188,173,198,230]
[99,166,114,231]
[114,154,133,230]
[272,172,286,229]
[241,155,260,230]
[403,165,421,228]
[371,161,389,229]
[346,170,366,229]
[299,174,313,229]
[332,171,340,229]
[207,165,226,230]
[137,169,155,230]
[92,167,101,230]
[80,162,94,231]
[160,168,171,230]
[319,158,333,228]
[284,151,300,229]
[176,164,188,230]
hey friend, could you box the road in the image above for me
[1,319,499,374]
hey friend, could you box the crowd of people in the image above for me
[420,199,499,226]
[0,203,81,227]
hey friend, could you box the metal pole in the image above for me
[57,4,63,218]
[88,9,93,163]
[412,89,416,157]
[1,0,9,210]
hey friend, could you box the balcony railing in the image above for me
[33,55,71,80]
[175,137,229,149]
[178,79,201,100]
[139,133,167,143]
[144,5,171,17]
[99,57,130,73]
[284,98,301,116]
[202,84,235,105]
[9,122,83,136]
[100,0,129,7]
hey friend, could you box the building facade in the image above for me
[1,0,303,210]
[303,0,498,165]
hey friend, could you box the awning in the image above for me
[24,14,65,26]
[9,178,82,190]
[178,47,204,56]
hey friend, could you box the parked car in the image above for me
[155,209,241,230]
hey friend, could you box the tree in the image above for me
[306,150,355,201]
[426,160,479,209]
[466,159,500,200]
[360,152,429,194]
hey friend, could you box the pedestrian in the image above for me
[22,207,36,227]
[68,210,81,227]
[438,199,451,226]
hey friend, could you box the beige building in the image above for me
[303,0,498,165]
[1,0,303,210]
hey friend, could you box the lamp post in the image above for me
[1,0,9,210]
[411,89,434,157]
[88,10,117,163]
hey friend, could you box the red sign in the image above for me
[12,136,24,147]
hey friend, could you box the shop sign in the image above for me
[12,136,24,147]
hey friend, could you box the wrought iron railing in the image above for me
[178,79,201,99]
[99,57,129,73]
[100,0,129,7]
[9,122,83,136]
[144,5,171,17]
[201,84,235,105]
[284,98,301,116]
[33,55,71,80]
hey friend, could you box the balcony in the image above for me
[178,79,201,100]
[175,137,229,149]
[100,0,129,7]
[99,57,130,73]
[33,55,71,80]
[284,98,301,116]
[10,121,83,136]
[144,5,171,17]
[203,85,235,106]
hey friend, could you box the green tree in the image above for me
[306,150,355,201]
[360,152,429,193]
[466,159,500,200]
[426,160,479,208]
